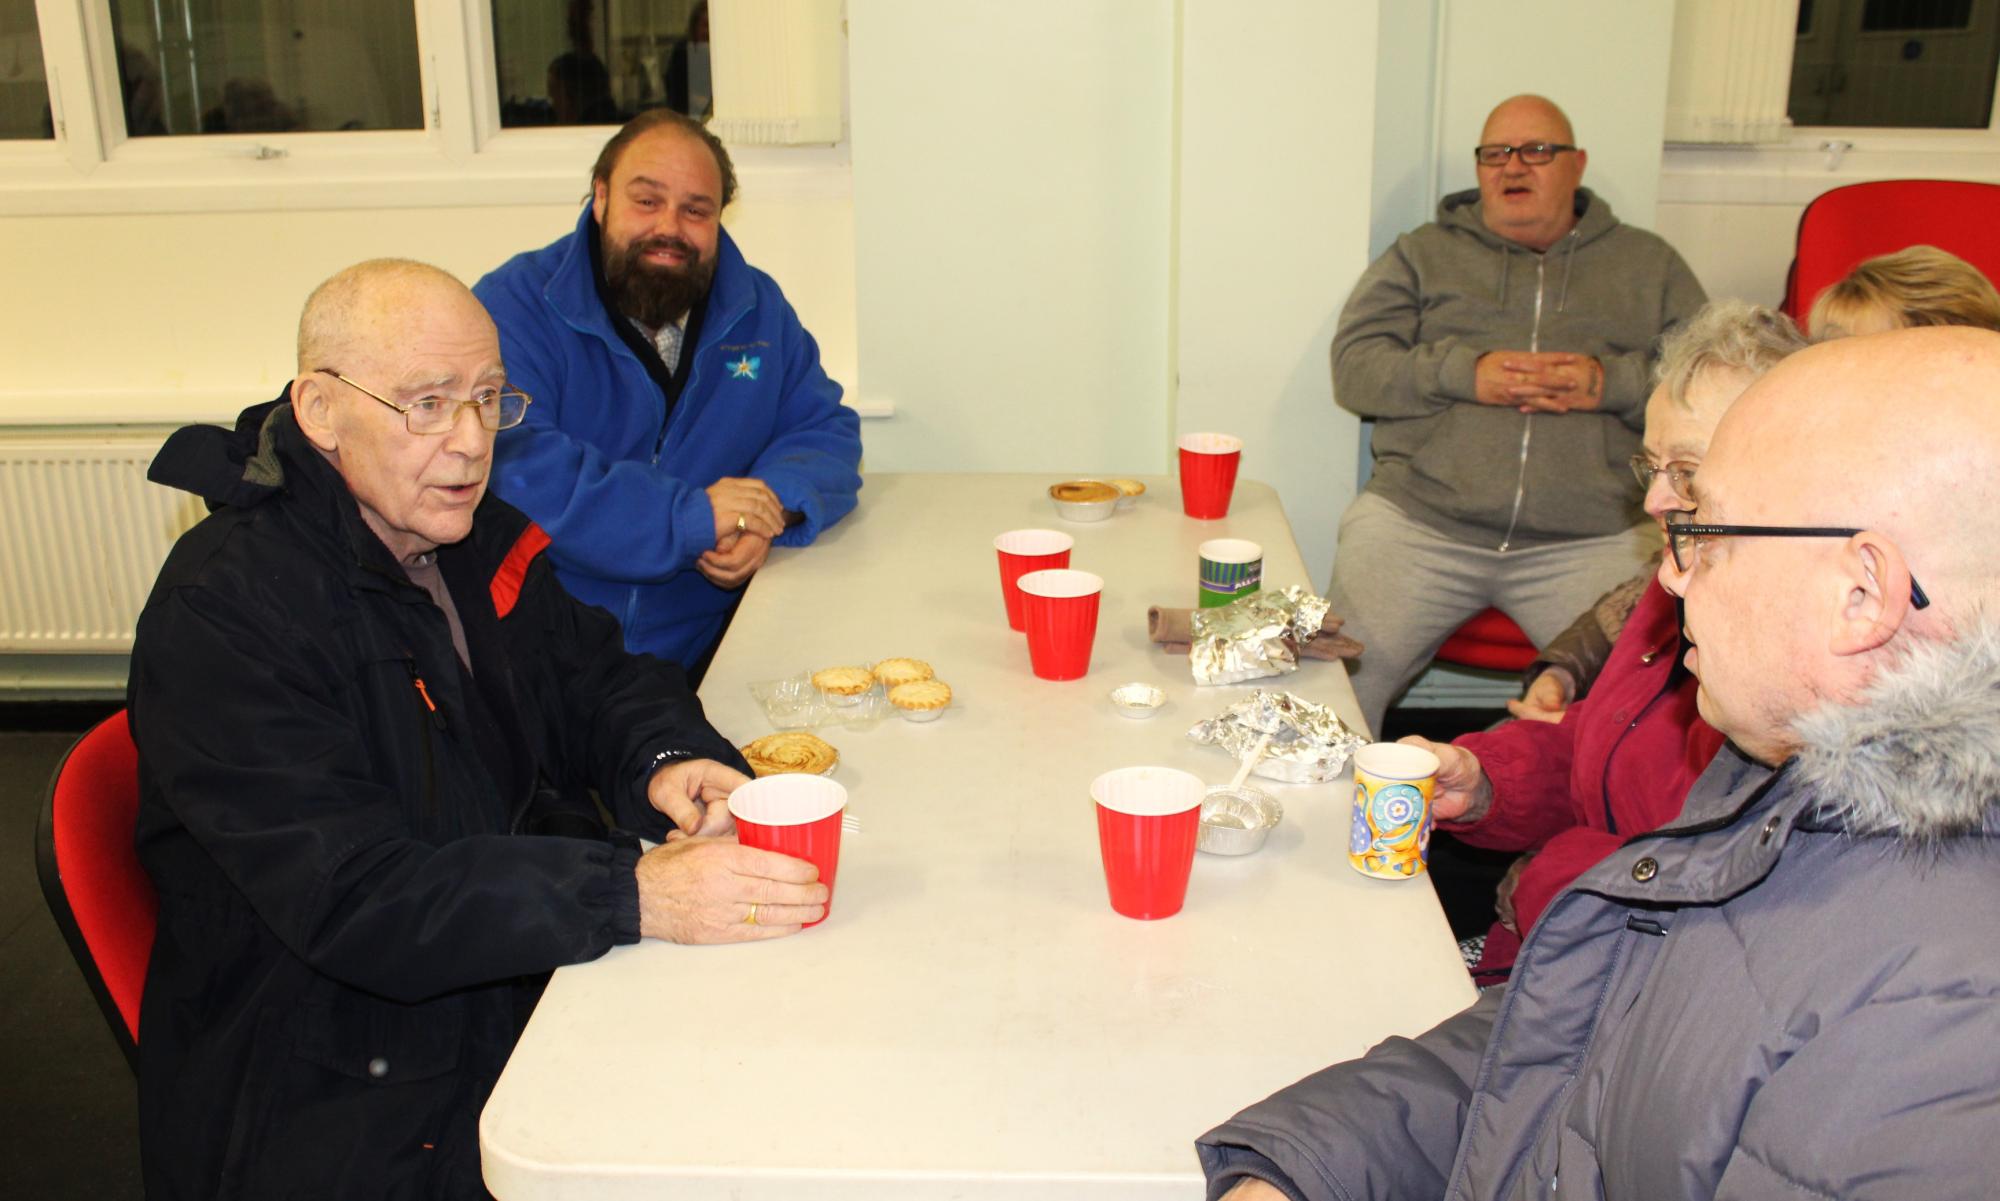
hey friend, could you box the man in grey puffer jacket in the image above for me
[1329,95,1706,733]
[1202,326,2000,1199]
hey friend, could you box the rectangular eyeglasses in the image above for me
[1663,509,1930,610]
[1474,141,1577,167]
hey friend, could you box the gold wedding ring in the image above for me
[744,902,760,926]
[735,514,748,533]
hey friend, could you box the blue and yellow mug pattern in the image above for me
[1348,742,1437,879]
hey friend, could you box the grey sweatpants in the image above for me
[1327,492,1657,737]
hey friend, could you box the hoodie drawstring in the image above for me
[1556,228,1579,312]
[1497,244,1511,305]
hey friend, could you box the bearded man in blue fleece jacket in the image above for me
[476,109,862,676]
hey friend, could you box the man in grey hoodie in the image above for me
[1199,326,2000,1199]
[1328,94,1706,733]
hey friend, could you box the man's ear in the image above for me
[1573,147,1588,177]
[291,374,340,453]
[1829,531,1913,657]
[591,179,608,226]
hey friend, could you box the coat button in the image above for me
[1760,816,1782,845]
[368,1057,390,1079]
[1631,857,1659,883]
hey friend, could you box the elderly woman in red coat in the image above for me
[1408,300,1805,985]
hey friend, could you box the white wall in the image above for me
[847,0,1174,474]
[0,166,857,424]
[1371,0,1441,258]
[1654,200,1801,307]
[1178,1,1380,589]
[1431,0,1677,229]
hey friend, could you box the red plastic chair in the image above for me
[1784,180,2000,321]
[35,711,155,1073]
[1435,606,1538,673]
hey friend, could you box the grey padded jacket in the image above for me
[1199,622,2000,1199]
[1333,188,1706,550]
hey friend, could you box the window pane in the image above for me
[106,0,421,136]
[495,0,711,128]
[1861,0,1973,32]
[0,0,53,139]
[1791,0,2000,128]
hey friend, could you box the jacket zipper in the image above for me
[1495,257,1547,552]
[404,658,444,817]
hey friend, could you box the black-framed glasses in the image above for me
[1474,141,1577,167]
[315,369,531,435]
[1629,456,1697,502]
[1663,510,1930,610]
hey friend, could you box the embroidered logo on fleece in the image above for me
[727,355,761,381]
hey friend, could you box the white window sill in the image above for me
[0,129,851,216]
[1663,127,2000,205]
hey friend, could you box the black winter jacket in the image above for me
[129,396,745,1199]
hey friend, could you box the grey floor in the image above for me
[1,714,143,1198]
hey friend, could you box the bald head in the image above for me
[296,259,493,375]
[1481,94,1575,146]
[1475,95,1585,252]
[1663,326,2000,760]
[288,259,505,566]
[1707,326,2000,616]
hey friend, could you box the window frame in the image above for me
[4,0,848,217]
[1664,0,2000,204]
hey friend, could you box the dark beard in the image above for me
[602,234,716,329]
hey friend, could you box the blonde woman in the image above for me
[1808,243,2000,338]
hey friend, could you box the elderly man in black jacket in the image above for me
[128,258,827,1200]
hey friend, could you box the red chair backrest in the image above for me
[36,710,155,1071]
[1435,606,1538,674]
[1785,180,2000,321]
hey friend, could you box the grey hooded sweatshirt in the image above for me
[1333,187,1706,549]
[1199,621,2000,1199]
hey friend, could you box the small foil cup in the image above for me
[1197,785,1282,856]
[1109,682,1165,719]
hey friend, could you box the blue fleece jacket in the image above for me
[475,204,863,667]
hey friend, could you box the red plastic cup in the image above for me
[994,528,1074,631]
[1178,432,1244,519]
[727,774,847,928]
[1090,766,1205,919]
[1016,569,1103,680]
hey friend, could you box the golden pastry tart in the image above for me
[810,666,876,698]
[1049,480,1120,503]
[1109,478,1146,498]
[741,731,840,777]
[872,657,935,688]
[888,679,952,721]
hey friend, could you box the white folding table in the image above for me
[481,472,1477,1199]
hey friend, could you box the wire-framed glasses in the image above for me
[1663,509,1930,610]
[316,369,531,434]
[1629,456,1697,503]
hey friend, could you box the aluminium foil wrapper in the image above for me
[1187,585,1336,686]
[1185,689,1366,784]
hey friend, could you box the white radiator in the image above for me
[0,430,202,653]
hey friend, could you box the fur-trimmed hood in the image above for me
[1792,620,2000,840]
